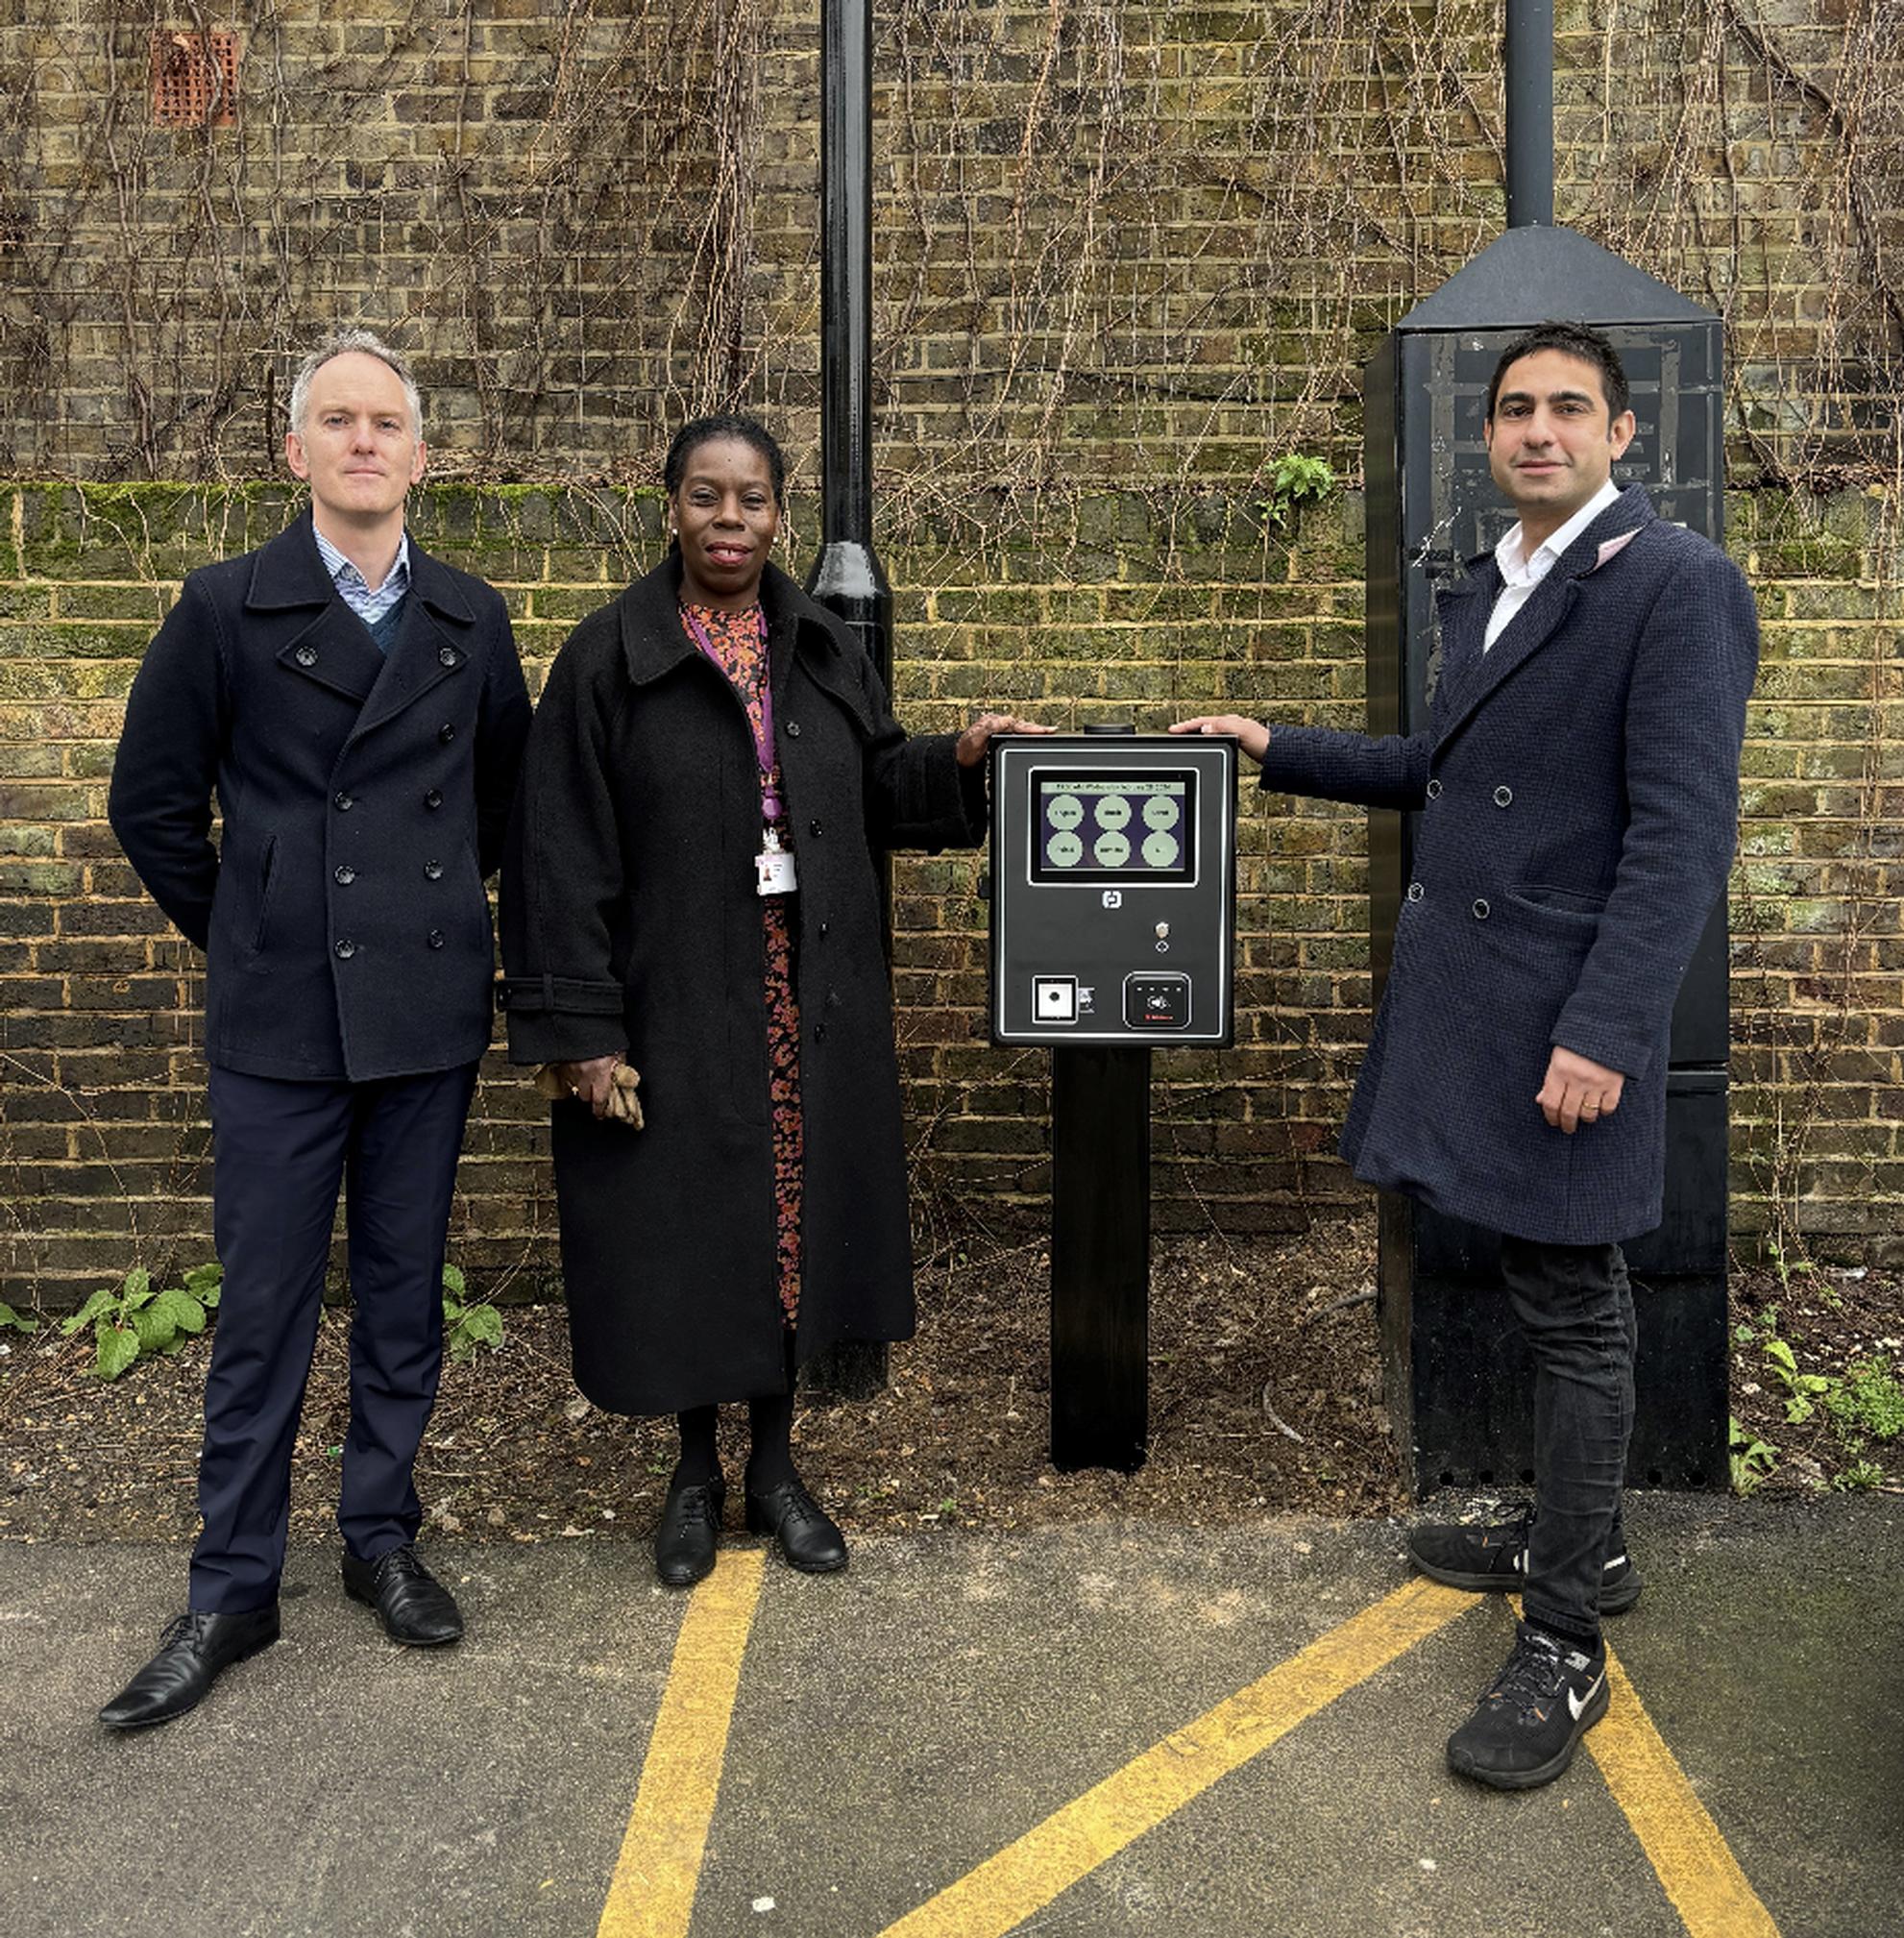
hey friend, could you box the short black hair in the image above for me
[663,414,787,507]
[1484,322,1630,423]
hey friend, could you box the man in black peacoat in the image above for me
[100,332,530,1729]
[1177,323,1759,1790]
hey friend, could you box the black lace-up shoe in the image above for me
[1447,1622,1609,1791]
[99,1606,281,1730]
[1407,1505,1643,1614]
[341,1543,464,1646]
[655,1472,726,1588]
[745,1476,848,1574]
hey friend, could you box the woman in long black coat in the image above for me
[500,416,1039,1584]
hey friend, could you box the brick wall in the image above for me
[3,1,1897,487]
[1,480,1896,1309]
[1,0,1900,1294]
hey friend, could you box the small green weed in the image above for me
[1260,453,1335,527]
[0,1298,40,1335]
[1832,1459,1885,1492]
[1825,1357,1904,1442]
[60,1263,222,1380]
[1762,1336,1833,1424]
[1729,1414,1778,1494]
[442,1263,504,1363]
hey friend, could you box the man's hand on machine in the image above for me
[1168,715,1268,763]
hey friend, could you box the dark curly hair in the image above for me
[663,414,788,508]
[1484,322,1630,423]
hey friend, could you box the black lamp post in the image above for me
[804,0,891,1400]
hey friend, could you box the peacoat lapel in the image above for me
[347,544,476,743]
[246,513,476,730]
[247,515,386,706]
[1435,484,1657,745]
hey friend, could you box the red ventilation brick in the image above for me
[150,31,240,129]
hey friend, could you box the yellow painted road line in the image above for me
[1591,1645,1782,1938]
[597,1550,767,1938]
[880,1578,1476,1938]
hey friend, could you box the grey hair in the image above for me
[287,330,424,441]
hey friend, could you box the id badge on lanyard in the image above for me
[684,607,799,897]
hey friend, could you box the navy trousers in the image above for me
[189,1062,479,1613]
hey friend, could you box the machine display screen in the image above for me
[1029,771,1197,883]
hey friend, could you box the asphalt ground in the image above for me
[2,1492,1898,1938]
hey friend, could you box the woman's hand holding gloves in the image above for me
[535,1054,644,1128]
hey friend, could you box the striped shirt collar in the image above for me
[313,523,412,627]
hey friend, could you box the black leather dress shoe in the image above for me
[341,1543,464,1646]
[745,1477,848,1574]
[99,1606,281,1730]
[654,1472,726,1588]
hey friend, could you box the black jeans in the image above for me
[1499,1234,1636,1640]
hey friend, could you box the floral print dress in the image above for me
[682,602,802,1329]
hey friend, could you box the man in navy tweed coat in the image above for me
[1176,322,1758,1789]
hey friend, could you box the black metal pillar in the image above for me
[803,0,891,1402]
[1504,0,1554,227]
[1050,1045,1150,1472]
[806,0,893,695]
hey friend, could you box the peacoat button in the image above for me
[1425,778,1442,799]
[1406,881,1424,902]
[295,645,317,668]
[427,929,445,949]
[437,724,455,745]
[334,791,354,812]
[424,859,444,880]
[334,865,355,886]
[1493,786,1513,807]
[1473,898,1490,920]
[809,819,823,837]
[424,789,443,809]
[438,647,457,667]
[818,920,830,939]
[785,721,801,738]
[334,939,357,959]
[813,1020,826,1042]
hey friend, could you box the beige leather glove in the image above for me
[532,1060,645,1128]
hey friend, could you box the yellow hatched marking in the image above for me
[878,1578,1474,1938]
[1591,1645,1782,1938]
[596,1551,767,1938]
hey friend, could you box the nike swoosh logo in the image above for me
[1569,1672,1605,1722]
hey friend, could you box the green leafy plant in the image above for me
[60,1263,222,1380]
[1825,1357,1904,1442]
[1729,1414,1778,1494]
[1259,453,1335,528]
[442,1263,503,1363]
[1832,1459,1885,1492]
[1762,1335,1833,1424]
[0,1299,39,1335]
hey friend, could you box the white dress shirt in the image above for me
[1483,479,1623,652]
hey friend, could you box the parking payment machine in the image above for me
[989,733,1238,1047]
[989,729,1239,1471]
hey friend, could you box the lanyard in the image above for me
[682,606,782,821]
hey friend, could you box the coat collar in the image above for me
[616,553,863,697]
[251,511,477,735]
[244,509,474,624]
[1432,484,1657,742]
